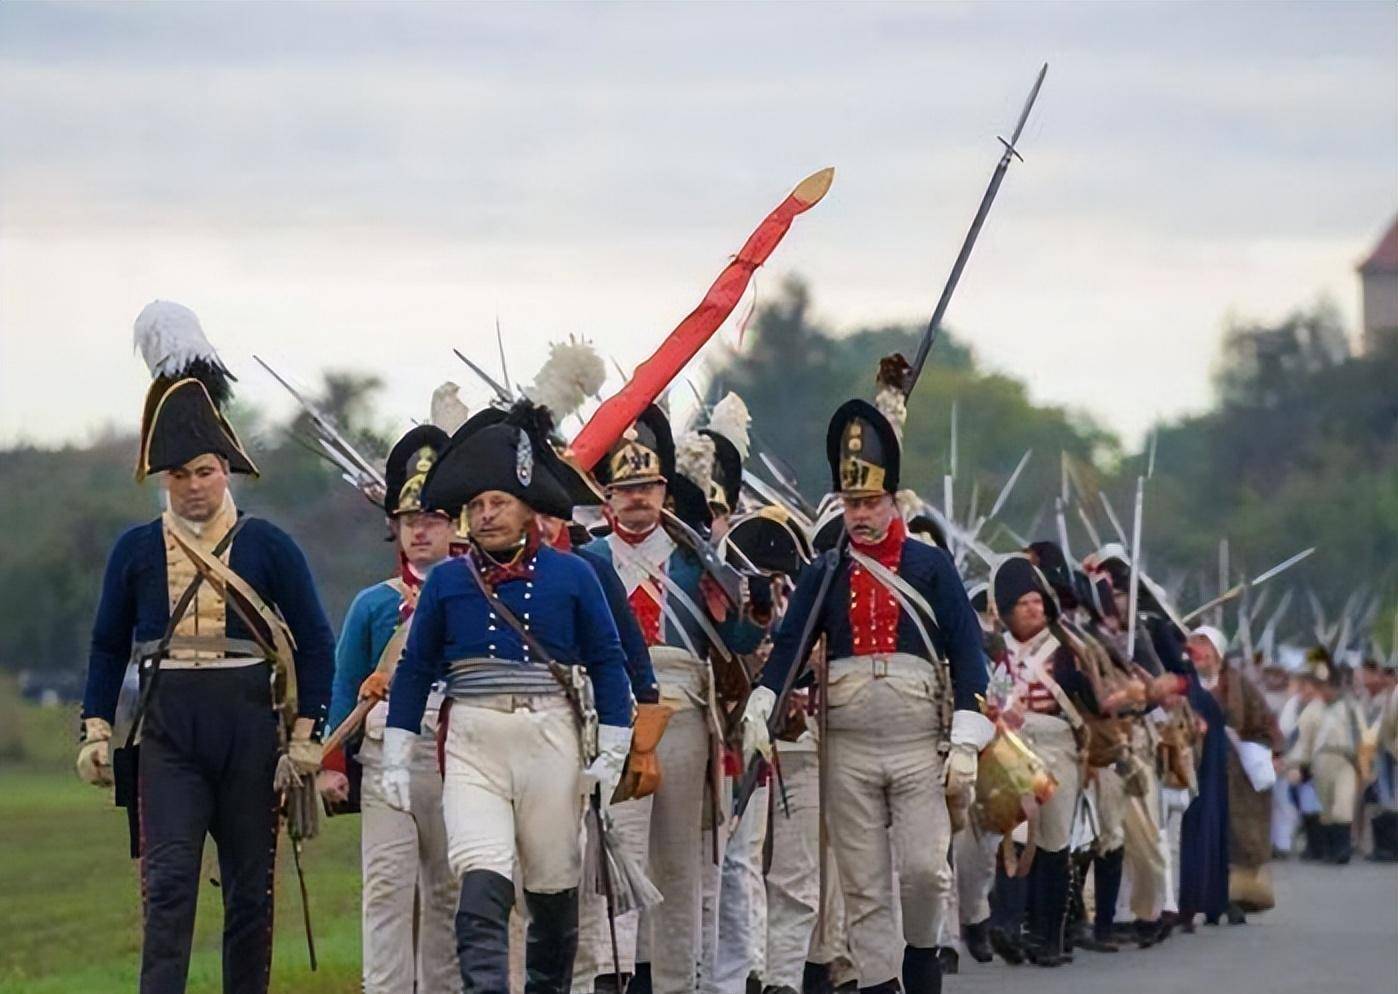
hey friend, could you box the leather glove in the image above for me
[358,671,391,702]
[612,702,674,803]
[741,686,776,763]
[583,724,633,812]
[287,717,322,776]
[381,727,415,813]
[944,743,980,801]
[76,717,114,788]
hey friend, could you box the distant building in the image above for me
[1358,214,1398,352]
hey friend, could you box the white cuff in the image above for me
[950,709,995,750]
[383,726,416,769]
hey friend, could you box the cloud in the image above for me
[1,2,1394,449]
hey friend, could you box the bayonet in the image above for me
[903,63,1048,394]
[495,317,513,395]
[1098,491,1129,548]
[1181,548,1316,624]
[1125,476,1145,662]
[453,347,513,404]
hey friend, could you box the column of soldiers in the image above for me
[76,302,1397,994]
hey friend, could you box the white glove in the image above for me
[76,717,114,788]
[582,724,633,811]
[381,727,416,813]
[944,743,979,801]
[741,686,777,763]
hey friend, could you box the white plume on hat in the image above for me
[430,382,470,435]
[133,300,229,380]
[675,431,716,497]
[706,392,752,459]
[525,337,606,422]
[874,382,908,443]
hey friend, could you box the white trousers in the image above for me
[704,781,767,994]
[824,656,950,987]
[953,823,1000,927]
[764,750,822,989]
[359,736,461,994]
[1018,712,1080,853]
[441,695,583,891]
[621,648,721,994]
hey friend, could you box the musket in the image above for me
[453,347,513,404]
[1125,476,1145,662]
[254,356,386,502]
[902,63,1048,394]
[1098,490,1130,548]
[1217,539,1230,629]
[731,535,849,827]
[758,452,820,519]
[290,838,318,971]
[957,449,1031,569]
[1180,548,1316,624]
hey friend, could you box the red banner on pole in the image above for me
[569,167,834,471]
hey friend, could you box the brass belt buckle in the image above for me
[872,656,889,679]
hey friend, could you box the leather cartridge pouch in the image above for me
[611,702,675,803]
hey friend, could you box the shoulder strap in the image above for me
[372,579,417,677]
[1024,631,1086,731]
[125,515,251,749]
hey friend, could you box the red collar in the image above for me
[470,523,544,588]
[605,507,661,546]
[850,515,906,566]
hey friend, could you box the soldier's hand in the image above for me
[284,716,321,776]
[76,717,114,788]
[944,743,979,801]
[317,769,350,803]
[741,686,776,763]
[358,671,390,702]
[381,727,415,813]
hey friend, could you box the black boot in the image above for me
[1226,902,1248,926]
[626,963,651,994]
[961,919,994,963]
[988,847,1029,965]
[1300,814,1324,861]
[802,961,835,994]
[1027,849,1072,967]
[857,983,900,994]
[901,945,942,994]
[523,888,579,994]
[1086,846,1124,952]
[456,870,515,993]
[1370,811,1398,862]
[595,974,628,994]
[1328,823,1353,865]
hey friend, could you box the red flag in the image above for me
[570,167,834,470]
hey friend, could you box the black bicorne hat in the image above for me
[596,405,674,489]
[724,506,812,577]
[826,399,900,496]
[139,378,259,481]
[420,400,573,522]
[991,553,1060,623]
[133,301,257,481]
[1028,540,1078,610]
[383,425,450,516]
[907,513,949,552]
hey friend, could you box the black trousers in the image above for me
[137,665,280,994]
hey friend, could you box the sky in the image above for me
[1,1,1395,452]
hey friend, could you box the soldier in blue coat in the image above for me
[383,400,634,994]
[742,398,993,994]
[76,302,334,994]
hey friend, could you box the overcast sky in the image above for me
[2,2,1394,452]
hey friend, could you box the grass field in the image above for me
[1,690,367,993]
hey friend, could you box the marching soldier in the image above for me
[77,301,335,994]
[1288,647,1364,864]
[580,403,768,994]
[381,400,634,992]
[744,397,993,994]
[985,554,1103,968]
[323,424,461,994]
